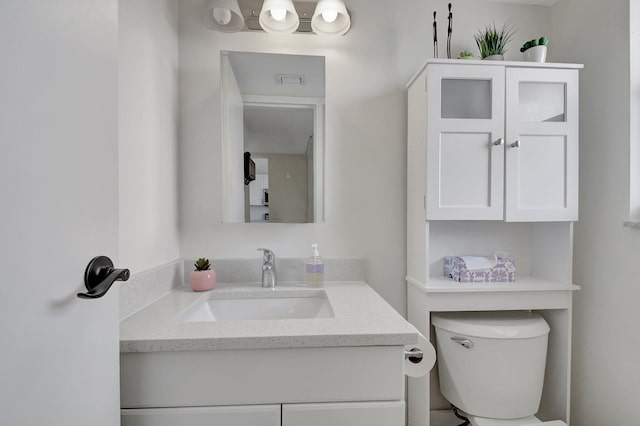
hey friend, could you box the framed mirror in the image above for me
[221,51,325,224]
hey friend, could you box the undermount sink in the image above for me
[180,289,335,322]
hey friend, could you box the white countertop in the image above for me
[120,281,418,353]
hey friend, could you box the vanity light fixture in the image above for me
[204,0,245,32]
[259,0,300,34]
[207,0,352,35]
[311,0,351,36]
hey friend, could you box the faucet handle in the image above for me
[257,248,276,263]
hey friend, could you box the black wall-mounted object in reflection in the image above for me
[77,256,130,299]
[244,152,256,185]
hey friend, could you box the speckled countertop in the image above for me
[120,281,418,353]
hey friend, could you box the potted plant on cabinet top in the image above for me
[189,257,216,292]
[474,22,515,60]
[521,37,549,63]
[459,50,474,60]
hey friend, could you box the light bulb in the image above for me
[321,10,338,23]
[213,7,232,25]
[270,7,287,22]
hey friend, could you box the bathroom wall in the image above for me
[178,0,552,314]
[119,0,180,273]
[266,154,308,223]
[551,0,640,423]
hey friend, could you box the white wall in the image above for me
[178,0,551,314]
[119,0,180,273]
[551,0,640,423]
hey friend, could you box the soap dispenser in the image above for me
[305,243,325,288]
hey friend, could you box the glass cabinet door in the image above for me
[426,64,505,220]
[518,81,566,122]
[441,78,492,119]
[504,67,579,222]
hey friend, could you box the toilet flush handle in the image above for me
[451,336,474,349]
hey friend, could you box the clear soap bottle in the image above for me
[305,243,325,288]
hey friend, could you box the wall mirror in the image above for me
[221,51,325,224]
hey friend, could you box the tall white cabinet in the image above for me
[406,59,582,426]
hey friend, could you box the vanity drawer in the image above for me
[121,346,405,408]
[282,401,405,426]
[121,405,280,426]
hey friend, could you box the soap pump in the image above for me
[305,243,325,288]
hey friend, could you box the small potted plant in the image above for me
[459,50,474,60]
[189,257,216,292]
[474,22,515,60]
[520,37,549,63]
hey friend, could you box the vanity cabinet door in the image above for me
[426,64,506,220]
[282,401,405,426]
[504,67,579,221]
[121,405,280,426]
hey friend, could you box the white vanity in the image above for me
[405,59,582,426]
[120,281,422,426]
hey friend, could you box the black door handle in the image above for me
[77,256,130,299]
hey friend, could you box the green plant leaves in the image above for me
[521,36,549,52]
[194,257,211,271]
[474,22,515,58]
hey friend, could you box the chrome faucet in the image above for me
[257,248,277,289]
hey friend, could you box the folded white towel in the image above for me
[460,256,496,271]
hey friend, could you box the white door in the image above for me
[505,68,579,221]
[426,64,506,220]
[0,2,120,425]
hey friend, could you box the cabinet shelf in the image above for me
[411,275,579,293]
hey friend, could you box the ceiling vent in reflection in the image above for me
[275,74,305,85]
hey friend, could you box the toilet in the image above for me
[432,311,567,426]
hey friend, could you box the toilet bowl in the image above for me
[432,311,567,426]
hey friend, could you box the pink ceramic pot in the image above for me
[189,270,216,292]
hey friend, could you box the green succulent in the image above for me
[459,50,474,59]
[194,257,211,271]
[474,22,515,59]
[521,36,549,52]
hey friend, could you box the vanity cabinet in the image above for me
[120,345,408,426]
[424,62,579,222]
[121,401,404,426]
[249,173,269,206]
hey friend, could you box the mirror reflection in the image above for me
[221,51,325,223]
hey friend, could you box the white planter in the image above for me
[523,45,547,63]
[483,54,504,61]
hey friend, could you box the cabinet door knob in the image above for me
[511,140,521,148]
[493,138,504,146]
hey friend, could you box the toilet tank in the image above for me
[432,311,550,420]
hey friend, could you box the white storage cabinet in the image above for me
[406,59,582,426]
[424,61,579,221]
